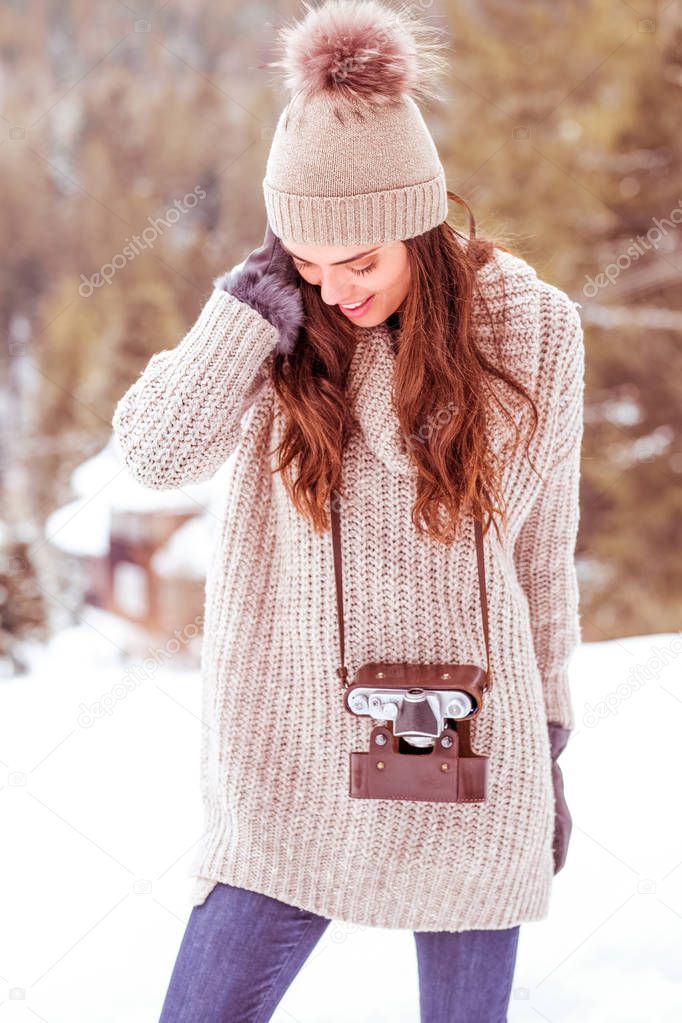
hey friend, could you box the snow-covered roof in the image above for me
[45,497,111,557]
[150,512,217,579]
[72,435,229,512]
[44,436,234,558]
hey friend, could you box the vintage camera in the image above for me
[343,662,489,803]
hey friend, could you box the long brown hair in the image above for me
[268,191,540,545]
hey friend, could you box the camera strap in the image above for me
[329,492,492,694]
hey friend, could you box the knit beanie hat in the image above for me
[262,0,451,246]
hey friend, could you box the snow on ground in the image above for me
[0,611,680,1021]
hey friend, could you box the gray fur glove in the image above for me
[213,224,305,356]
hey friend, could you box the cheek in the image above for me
[377,262,409,294]
[371,273,394,294]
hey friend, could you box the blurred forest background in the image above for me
[1,0,680,668]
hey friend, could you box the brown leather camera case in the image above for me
[343,662,489,802]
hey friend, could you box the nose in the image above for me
[319,268,355,306]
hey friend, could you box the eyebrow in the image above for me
[281,243,382,266]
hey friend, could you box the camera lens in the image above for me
[446,693,474,719]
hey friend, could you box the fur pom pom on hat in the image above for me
[261,0,451,246]
[273,0,449,110]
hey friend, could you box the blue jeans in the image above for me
[158,881,520,1022]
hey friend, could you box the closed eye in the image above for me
[294,260,377,277]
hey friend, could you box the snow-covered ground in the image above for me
[1,612,680,1021]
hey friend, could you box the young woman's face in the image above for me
[280,239,411,327]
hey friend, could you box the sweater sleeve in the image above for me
[512,294,585,731]
[111,287,279,489]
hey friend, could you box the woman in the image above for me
[112,2,582,1020]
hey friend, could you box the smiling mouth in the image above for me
[338,294,374,314]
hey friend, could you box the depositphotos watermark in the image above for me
[581,631,682,727]
[582,197,682,298]
[405,401,459,451]
[78,185,206,296]
[330,0,438,86]
[76,615,204,727]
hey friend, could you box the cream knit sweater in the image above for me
[111,247,584,932]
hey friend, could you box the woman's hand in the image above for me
[213,224,304,355]
[547,720,573,874]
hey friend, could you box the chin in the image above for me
[359,300,384,326]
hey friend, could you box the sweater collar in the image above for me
[342,248,540,479]
[346,319,419,479]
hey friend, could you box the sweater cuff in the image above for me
[176,286,280,383]
[111,286,280,490]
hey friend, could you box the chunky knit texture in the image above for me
[263,90,449,245]
[111,247,584,932]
